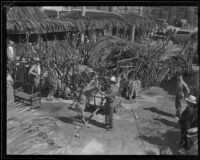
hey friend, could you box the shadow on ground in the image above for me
[153,118,179,128]
[57,115,106,129]
[143,107,174,118]
[140,129,180,155]
[56,116,83,126]
[69,104,105,115]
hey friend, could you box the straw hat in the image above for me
[186,127,198,138]
[110,76,116,82]
[185,95,197,104]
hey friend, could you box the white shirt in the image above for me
[7,46,14,59]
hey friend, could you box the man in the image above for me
[46,61,58,100]
[100,76,118,131]
[54,63,63,98]
[7,40,15,62]
[7,40,15,78]
[178,95,197,152]
[175,75,190,119]
[7,67,14,104]
[28,57,41,94]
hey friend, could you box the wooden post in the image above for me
[81,6,86,43]
[131,26,135,42]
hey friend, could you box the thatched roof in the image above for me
[60,9,124,19]
[59,10,131,31]
[6,7,131,34]
[121,13,154,30]
[7,19,76,34]
[7,7,76,34]
[7,7,47,20]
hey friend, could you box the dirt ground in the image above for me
[36,87,184,155]
[7,70,198,155]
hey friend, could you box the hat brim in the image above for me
[186,133,198,138]
[185,98,197,104]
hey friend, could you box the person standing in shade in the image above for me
[178,95,197,153]
[54,63,63,98]
[28,57,41,94]
[7,67,14,104]
[100,76,118,131]
[46,61,58,100]
[175,75,190,119]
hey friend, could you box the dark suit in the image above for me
[180,104,197,149]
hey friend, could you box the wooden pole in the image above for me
[81,6,86,43]
[131,26,135,42]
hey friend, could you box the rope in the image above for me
[131,108,146,154]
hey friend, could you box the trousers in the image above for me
[105,101,115,128]
[175,96,182,118]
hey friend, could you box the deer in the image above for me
[72,75,102,127]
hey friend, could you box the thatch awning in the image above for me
[121,13,153,30]
[60,10,131,31]
[7,7,47,20]
[7,7,77,34]
[7,7,131,34]
[7,19,76,34]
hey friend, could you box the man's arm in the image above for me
[29,66,38,76]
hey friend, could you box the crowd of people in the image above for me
[6,40,71,103]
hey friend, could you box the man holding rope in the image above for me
[100,76,118,131]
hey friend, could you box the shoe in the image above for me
[105,125,110,129]
[107,127,113,131]
[178,148,186,155]
[178,141,186,148]
[174,116,180,120]
[107,126,113,131]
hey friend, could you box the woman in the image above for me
[7,67,14,104]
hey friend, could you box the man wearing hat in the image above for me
[28,57,41,94]
[100,76,118,131]
[7,40,15,62]
[178,95,198,151]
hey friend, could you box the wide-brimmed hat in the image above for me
[110,76,116,83]
[186,127,198,138]
[185,95,197,104]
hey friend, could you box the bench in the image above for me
[14,87,41,109]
